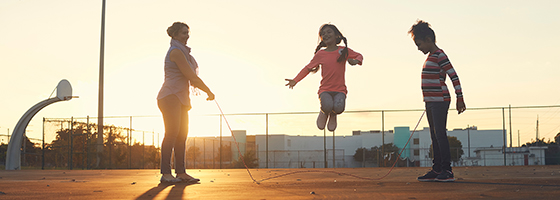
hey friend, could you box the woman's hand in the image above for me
[206,91,215,101]
[285,79,297,89]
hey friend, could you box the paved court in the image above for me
[0,165,559,199]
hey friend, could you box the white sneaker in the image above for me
[327,112,337,132]
[160,174,180,184]
[316,112,328,130]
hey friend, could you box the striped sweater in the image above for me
[421,49,463,102]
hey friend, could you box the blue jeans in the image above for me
[425,101,452,172]
[319,92,346,114]
[158,95,189,174]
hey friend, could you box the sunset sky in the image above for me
[1,0,559,146]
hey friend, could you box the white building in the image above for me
[468,146,547,166]
[254,131,393,168]
[253,127,548,168]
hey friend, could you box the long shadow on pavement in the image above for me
[135,182,198,200]
[453,181,560,187]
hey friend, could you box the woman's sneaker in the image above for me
[160,174,180,184]
[177,173,200,184]
[417,170,440,182]
[435,170,455,182]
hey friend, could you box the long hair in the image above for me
[310,24,349,73]
[408,20,436,42]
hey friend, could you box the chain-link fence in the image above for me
[258,149,345,168]
[3,105,559,170]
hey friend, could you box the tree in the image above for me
[525,138,560,165]
[428,136,464,163]
[186,146,201,168]
[215,144,232,162]
[231,150,259,168]
[0,143,7,166]
[44,121,160,169]
[353,143,400,167]
[21,136,42,167]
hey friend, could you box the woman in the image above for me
[157,22,214,183]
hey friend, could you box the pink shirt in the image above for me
[293,46,363,95]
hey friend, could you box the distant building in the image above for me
[252,127,547,168]
[188,127,548,168]
[470,146,547,166]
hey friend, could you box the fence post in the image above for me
[213,139,215,169]
[69,117,73,170]
[362,148,365,168]
[266,113,268,169]
[203,138,206,168]
[323,129,327,168]
[194,137,196,169]
[86,116,90,169]
[129,116,132,169]
[381,110,385,167]
[332,130,335,169]
[220,115,222,169]
[42,117,45,170]
[502,107,507,166]
[143,131,145,169]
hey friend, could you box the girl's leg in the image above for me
[425,103,441,172]
[327,92,346,131]
[317,92,335,130]
[319,92,335,114]
[332,92,346,114]
[173,104,189,175]
[158,95,183,175]
[426,101,452,172]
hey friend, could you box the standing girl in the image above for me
[409,20,466,182]
[157,22,214,184]
[285,24,363,132]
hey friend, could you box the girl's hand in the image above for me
[285,79,297,89]
[457,101,466,114]
[348,59,360,65]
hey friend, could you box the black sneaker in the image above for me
[435,170,455,182]
[417,170,440,182]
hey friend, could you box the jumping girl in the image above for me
[285,24,363,132]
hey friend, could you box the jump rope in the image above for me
[214,100,426,184]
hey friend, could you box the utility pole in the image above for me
[536,115,539,142]
[97,0,106,168]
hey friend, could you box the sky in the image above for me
[1,0,559,147]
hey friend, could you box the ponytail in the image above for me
[309,41,326,73]
[314,41,326,54]
[337,37,348,63]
